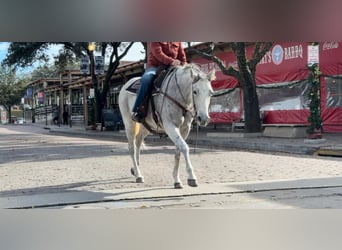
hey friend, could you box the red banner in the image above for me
[191,42,342,131]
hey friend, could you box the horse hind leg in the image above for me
[132,129,148,183]
[128,143,144,183]
[127,125,144,183]
[119,88,144,183]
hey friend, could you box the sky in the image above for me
[0,42,146,75]
[0,42,9,62]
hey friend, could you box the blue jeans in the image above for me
[132,67,157,113]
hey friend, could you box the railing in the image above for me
[33,105,58,124]
[71,104,84,116]
[33,104,85,126]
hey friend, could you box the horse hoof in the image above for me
[136,177,144,183]
[187,179,198,187]
[130,168,135,176]
[174,182,183,189]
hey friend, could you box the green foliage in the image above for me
[30,64,60,80]
[54,50,79,74]
[30,60,80,81]
[4,42,50,67]
[4,42,84,76]
[0,64,27,111]
[307,63,322,134]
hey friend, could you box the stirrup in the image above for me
[131,112,143,123]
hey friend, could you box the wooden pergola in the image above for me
[27,60,145,126]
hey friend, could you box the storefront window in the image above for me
[325,77,342,108]
[209,88,240,113]
[257,81,310,111]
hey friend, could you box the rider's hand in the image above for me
[171,60,181,66]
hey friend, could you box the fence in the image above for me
[33,105,59,124]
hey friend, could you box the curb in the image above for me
[3,178,342,209]
[315,146,342,157]
[187,138,319,155]
[49,128,321,156]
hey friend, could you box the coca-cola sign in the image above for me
[322,42,339,50]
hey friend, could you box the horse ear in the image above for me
[190,67,200,81]
[190,68,194,78]
[207,69,216,81]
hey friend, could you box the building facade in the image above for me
[189,42,342,133]
[27,61,144,126]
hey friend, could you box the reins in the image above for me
[159,67,201,118]
[159,67,202,153]
[143,65,203,137]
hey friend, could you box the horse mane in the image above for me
[182,63,201,72]
[180,63,207,79]
[182,63,216,82]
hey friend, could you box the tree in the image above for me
[4,42,135,123]
[141,42,148,62]
[188,42,273,133]
[0,64,27,123]
[30,63,60,80]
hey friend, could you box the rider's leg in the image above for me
[132,67,157,114]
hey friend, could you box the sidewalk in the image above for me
[45,123,342,156]
[3,177,342,208]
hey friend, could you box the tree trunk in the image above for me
[96,60,121,123]
[235,43,261,133]
[8,107,12,124]
[95,87,102,124]
[242,83,261,132]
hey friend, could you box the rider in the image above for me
[131,42,187,123]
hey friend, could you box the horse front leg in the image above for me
[173,147,183,189]
[164,125,198,188]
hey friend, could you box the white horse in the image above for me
[119,63,216,189]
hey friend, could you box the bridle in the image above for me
[158,68,202,118]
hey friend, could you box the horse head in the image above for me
[186,64,216,127]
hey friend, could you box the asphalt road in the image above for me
[1,124,342,209]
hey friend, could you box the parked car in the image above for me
[16,117,26,124]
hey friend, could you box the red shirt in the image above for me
[147,42,187,67]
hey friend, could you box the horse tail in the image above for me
[134,122,140,137]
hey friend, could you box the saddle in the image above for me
[126,66,174,132]
[126,65,171,96]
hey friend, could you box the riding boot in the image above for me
[132,67,157,122]
[131,112,143,123]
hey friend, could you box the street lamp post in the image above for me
[88,43,99,125]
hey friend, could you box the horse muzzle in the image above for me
[196,115,210,127]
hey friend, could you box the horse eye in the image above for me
[193,90,198,95]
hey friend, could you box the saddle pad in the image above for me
[125,79,140,94]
